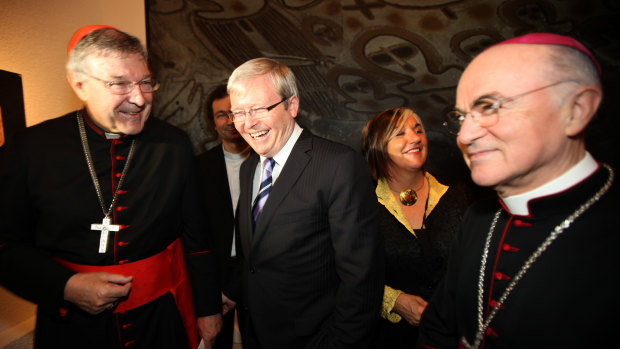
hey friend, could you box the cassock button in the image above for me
[495,272,511,280]
[485,327,499,337]
[502,243,519,252]
[513,219,532,227]
[489,300,504,309]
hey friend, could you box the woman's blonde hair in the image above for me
[361,107,425,181]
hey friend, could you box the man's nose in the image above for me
[457,114,485,146]
[127,84,146,105]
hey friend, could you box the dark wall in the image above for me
[147,0,620,178]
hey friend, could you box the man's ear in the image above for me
[67,72,88,102]
[564,85,602,137]
[287,94,300,119]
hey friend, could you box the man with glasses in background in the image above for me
[417,33,618,348]
[227,57,384,348]
[196,84,251,348]
[0,26,222,348]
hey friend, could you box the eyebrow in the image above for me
[454,93,502,112]
[472,93,501,104]
[109,74,152,80]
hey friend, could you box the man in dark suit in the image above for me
[227,57,384,348]
[196,84,251,348]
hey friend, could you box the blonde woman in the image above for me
[362,107,473,347]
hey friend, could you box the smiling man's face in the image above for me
[71,53,153,135]
[230,74,298,158]
[456,44,576,196]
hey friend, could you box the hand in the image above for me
[393,293,428,326]
[222,293,236,315]
[197,314,223,349]
[63,272,132,314]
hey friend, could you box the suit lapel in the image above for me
[240,153,260,259]
[252,130,313,247]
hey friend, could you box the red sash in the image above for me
[56,238,200,349]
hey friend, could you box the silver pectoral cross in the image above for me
[91,216,120,253]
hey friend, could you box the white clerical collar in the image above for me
[259,122,303,174]
[104,132,122,139]
[502,152,598,216]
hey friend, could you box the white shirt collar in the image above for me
[502,152,598,216]
[258,122,303,181]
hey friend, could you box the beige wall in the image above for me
[0,0,146,127]
[0,0,145,345]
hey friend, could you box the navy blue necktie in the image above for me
[252,158,275,227]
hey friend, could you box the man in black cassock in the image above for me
[417,33,619,348]
[0,26,221,348]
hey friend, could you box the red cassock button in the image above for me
[495,272,511,280]
[489,300,504,309]
[486,327,499,337]
[502,243,519,252]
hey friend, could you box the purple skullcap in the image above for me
[493,33,602,76]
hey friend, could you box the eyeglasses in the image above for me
[214,111,230,119]
[443,79,578,135]
[228,97,290,123]
[82,72,160,95]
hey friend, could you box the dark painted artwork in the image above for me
[147,0,620,177]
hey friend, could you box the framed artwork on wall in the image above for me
[0,69,26,149]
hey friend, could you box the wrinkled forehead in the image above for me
[229,74,277,104]
[83,52,151,77]
[456,44,550,104]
